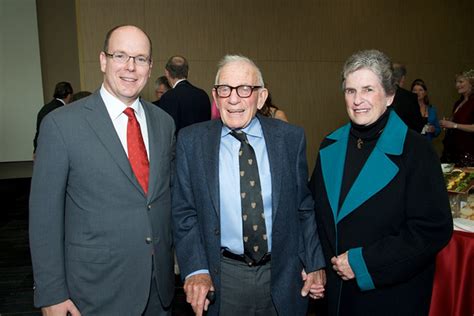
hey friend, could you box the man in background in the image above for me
[33,81,73,153]
[29,25,175,315]
[391,63,424,132]
[159,55,211,133]
[152,75,171,106]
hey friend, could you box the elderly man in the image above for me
[29,25,175,315]
[172,55,326,316]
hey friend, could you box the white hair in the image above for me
[214,55,265,87]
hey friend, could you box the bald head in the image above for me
[165,55,189,80]
[103,25,152,57]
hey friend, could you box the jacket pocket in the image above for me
[67,243,111,264]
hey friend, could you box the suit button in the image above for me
[214,228,220,235]
[147,205,151,211]
[213,268,219,274]
[145,237,152,244]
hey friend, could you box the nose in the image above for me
[228,88,240,104]
[125,57,136,71]
[353,91,363,105]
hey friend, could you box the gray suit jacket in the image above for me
[172,115,325,315]
[29,92,176,315]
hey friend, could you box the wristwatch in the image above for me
[453,124,458,129]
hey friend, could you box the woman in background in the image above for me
[258,92,288,122]
[410,79,441,140]
[440,69,474,166]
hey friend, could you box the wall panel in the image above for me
[71,0,474,168]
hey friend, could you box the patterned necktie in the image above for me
[123,107,149,195]
[231,130,268,262]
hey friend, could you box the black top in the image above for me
[339,109,390,210]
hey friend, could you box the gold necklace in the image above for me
[355,128,384,150]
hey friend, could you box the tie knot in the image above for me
[230,130,248,143]
[123,107,136,119]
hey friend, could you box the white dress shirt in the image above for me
[100,85,150,159]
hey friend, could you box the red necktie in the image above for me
[123,107,149,194]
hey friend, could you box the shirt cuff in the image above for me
[347,247,375,291]
[185,269,210,279]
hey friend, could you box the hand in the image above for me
[301,268,326,299]
[439,119,455,129]
[41,299,81,316]
[183,273,214,316]
[426,124,435,133]
[331,252,355,281]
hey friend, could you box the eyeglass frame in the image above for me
[213,84,263,98]
[103,51,152,66]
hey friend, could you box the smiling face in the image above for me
[213,61,268,129]
[99,26,152,106]
[412,84,426,102]
[344,68,394,126]
[455,76,472,96]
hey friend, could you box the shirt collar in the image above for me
[100,84,142,120]
[173,78,186,88]
[221,116,263,139]
[55,98,66,105]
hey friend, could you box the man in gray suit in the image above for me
[29,25,175,315]
[172,55,326,316]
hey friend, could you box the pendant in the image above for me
[357,138,363,149]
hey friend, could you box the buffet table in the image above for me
[429,230,474,316]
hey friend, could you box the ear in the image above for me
[99,52,107,73]
[386,94,395,107]
[148,60,153,78]
[256,88,268,110]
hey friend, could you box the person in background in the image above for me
[71,90,92,102]
[309,49,452,316]
[391,63,424,132]
[410,79,441,140]
[258,91,289,122]
[29,25,176,315]
[210,99,220,120]
[33,81,73,153]
[172,55,326,316]
[152,75,171,106]
[440,69,474,166]
[159,55,211,133]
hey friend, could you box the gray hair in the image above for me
[392,63,407,84]
[214,55,265,87]
[155,75,171,90]
[342,49,396,95]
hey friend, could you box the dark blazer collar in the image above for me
[201,115,284,218]
[320,110,407,223]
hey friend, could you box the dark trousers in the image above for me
[220,255,278,316]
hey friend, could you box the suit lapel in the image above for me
[319,124,350,223]
[321,111,408,224]
[143,101,160,200]
[203,121,222,217]
[84,93,144,194]
[259,117,283,220]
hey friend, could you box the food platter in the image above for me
[444,169,474,193]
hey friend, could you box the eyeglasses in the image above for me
[104,52,151,66]
[214,85,262,98]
